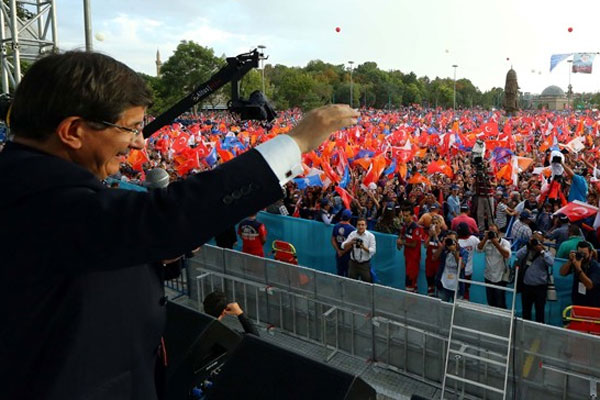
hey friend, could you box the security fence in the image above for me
[178,245,599,400]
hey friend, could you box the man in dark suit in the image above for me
[0,51,358,400]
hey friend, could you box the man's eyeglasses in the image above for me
[94,120,143,136]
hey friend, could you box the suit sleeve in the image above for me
[52,149,286,271]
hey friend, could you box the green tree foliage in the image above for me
[145,41,522,114]
[158,41,224,111]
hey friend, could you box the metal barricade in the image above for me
[182,245,600,400]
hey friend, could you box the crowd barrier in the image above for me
[182,245,600,400]
[251,212,576,327]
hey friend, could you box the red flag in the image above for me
[480,122,499,137]
[335,186,354,210]
[154,138,169,154]
[171,133,190,153]
[322,159,340,183]
[554,201,599,222]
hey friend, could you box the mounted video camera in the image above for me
[471,139,486,167]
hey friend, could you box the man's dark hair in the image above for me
[568,224,581,237]
[577,241,592,251]
[10,51,153,140]
[356,217,367,224]
[203,291,228,318]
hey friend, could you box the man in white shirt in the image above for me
[342,218,376,282]
[457,222,480,301]
[477,223,511,308]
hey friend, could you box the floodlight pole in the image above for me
[83,0,92,52]
[348,60,354,107]
[452,64,458,110]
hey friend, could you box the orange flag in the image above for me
[352,157,372,171]
[427,160,454,178]
[407,173,431,186]
[363,155,386,187]
[127,149,148,172]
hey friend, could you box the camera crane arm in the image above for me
[142,49,261,139]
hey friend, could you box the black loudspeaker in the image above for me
[206,334,376,400]
[164,301,242,400]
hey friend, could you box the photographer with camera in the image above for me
[342,218,376,283]
[433,231,468,302]
[514,238,555,323]
[560,242,600,307]
[477,224,511,308]
[556,224,587,259]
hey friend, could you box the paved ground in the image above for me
[168,291,442,400]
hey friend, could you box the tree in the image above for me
[158,41,224,112]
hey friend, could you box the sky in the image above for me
[55,0,600,95]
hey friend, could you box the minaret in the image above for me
[155,49,162,77]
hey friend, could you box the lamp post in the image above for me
[566,59,573,110]
[257,45,267,93]
[452,64,458,110]
[348,60,354,107]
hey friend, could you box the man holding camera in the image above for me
[342,218,376,283]
[433,231,468,302]
[560,242,600,307]
[477,224,511,308]
[514,238,555,323]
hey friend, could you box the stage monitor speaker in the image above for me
[164,301,242,400]
[206,334,376,400]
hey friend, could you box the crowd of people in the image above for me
[67,106,600,321]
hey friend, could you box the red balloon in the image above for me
[335,27,341,33]
[568,27,573,32]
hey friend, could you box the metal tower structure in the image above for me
[0,0,58,93]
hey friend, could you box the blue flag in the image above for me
[357,149,375,159]
[550,53,572,72]
[294,175,323,189]
[339,166,350,188]
[384,159,397,176]
[205,147,218,167]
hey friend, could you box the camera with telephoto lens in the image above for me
[487,231,497,240]
[551,156,562,164]
[575,251,584,261]
[355,238,363,249]
[445,238,455,247]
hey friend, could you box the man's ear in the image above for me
[55,116,86,150]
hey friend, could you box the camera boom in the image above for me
[143,49,275,138]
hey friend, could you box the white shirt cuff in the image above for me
[255,135,303,186]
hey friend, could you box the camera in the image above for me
[355,238,363,249]
[530,238,540,247]
[575,251,584,261]
[445,238,455,247]
[487,231,497,239]
[551,156,562,164]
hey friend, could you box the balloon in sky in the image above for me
[568,27,573,33]
[445,49,449,53]
[506,57,510,61]
[94,32,105,42]
[335,27,341,33]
